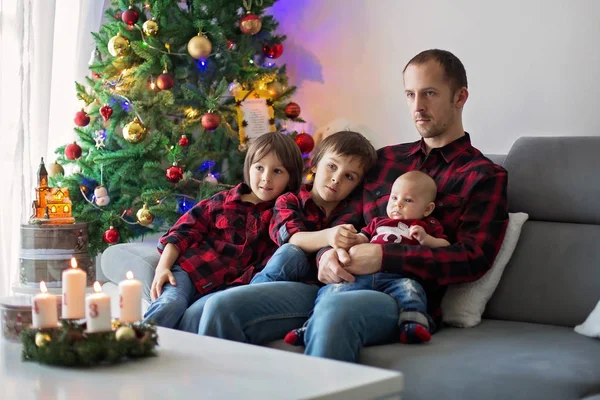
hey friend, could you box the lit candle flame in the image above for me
[40,281,48,293]
[71,257,78,268]
[126,271,134,280]
[93,281,102,293]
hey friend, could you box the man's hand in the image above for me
[318,248,356,284]
[326,224,363,250]
[345,243,383,275]
[150,266,177,301]
[409,225,427,244]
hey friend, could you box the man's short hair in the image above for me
[403,49,468,93]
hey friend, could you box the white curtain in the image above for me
[0,0,105,297]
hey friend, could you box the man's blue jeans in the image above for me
[198,244,418,363]
[251,243,432,329]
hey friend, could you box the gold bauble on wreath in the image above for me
[123,117,147,143]
[136,203,154,226]
[187,34,212,59]
[107,33,130,57]
[115,326,136,341]
[35,332,51,347]
[142,19,159,36]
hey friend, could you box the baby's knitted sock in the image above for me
[284,327,306,346]
[399,322,431,344]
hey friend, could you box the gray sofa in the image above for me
[102,136,600,400]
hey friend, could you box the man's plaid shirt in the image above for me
[325,133,509,324]
[158,183,277,295]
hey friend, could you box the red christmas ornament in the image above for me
[65,142,82,160]
[100,104,113,121]
[239,13,262,35]
[122,7,139,25]
[103,226,120,244]
[284,102,301,119]
[166,163,184,183]
[201,112,220,131]
[295,132,315,154]
[156,72,174,90]
[227,40,236,51]
[74,110,90,127]
[263,43,284,59]
[114,10,123,20]
[179,135,189,147]
[92,72,101,80]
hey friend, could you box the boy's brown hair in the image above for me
[311,131,377,178]
[243,133,304,193]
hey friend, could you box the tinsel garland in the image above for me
[21,319,158,367]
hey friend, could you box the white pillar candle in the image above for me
[85,282,112,333]
[62,257,87,319]
[32,281,58,329]
[119,271,142,323]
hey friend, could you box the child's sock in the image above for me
[399,322,431,344]
[284,327,306,346]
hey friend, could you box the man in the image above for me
[196,49,508,363]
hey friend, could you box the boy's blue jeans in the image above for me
[143,265,218,329]
[250,243,433,330]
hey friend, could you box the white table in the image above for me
[1,327,403,399]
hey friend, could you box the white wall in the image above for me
[270,0,600,154]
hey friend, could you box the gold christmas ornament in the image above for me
[267,81,284,97]
[35,332,51,347]
[48,161,64,177]
[107,33,130,57]
[123,117,147,143]
[115,326,136,341]
[136,203,154,226]
[142,19,159,36]
[238,143,248,152]
[187,34,212,59]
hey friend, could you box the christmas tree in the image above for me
[50,0,314,256]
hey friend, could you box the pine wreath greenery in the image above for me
[21,319,158,367]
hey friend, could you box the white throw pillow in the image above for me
[441,212,529,328]
[574,300,600,339]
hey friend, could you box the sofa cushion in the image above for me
[504,136,600,224]
[268,320,600,400]
[101,242,159,303]
[484,221,600,328]
[442,212,529,327]
[576,300,600,339]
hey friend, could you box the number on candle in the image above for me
[89,303,99,318]
[34,301,39,314]
[120,295,123,309]
[63,295,67,305]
